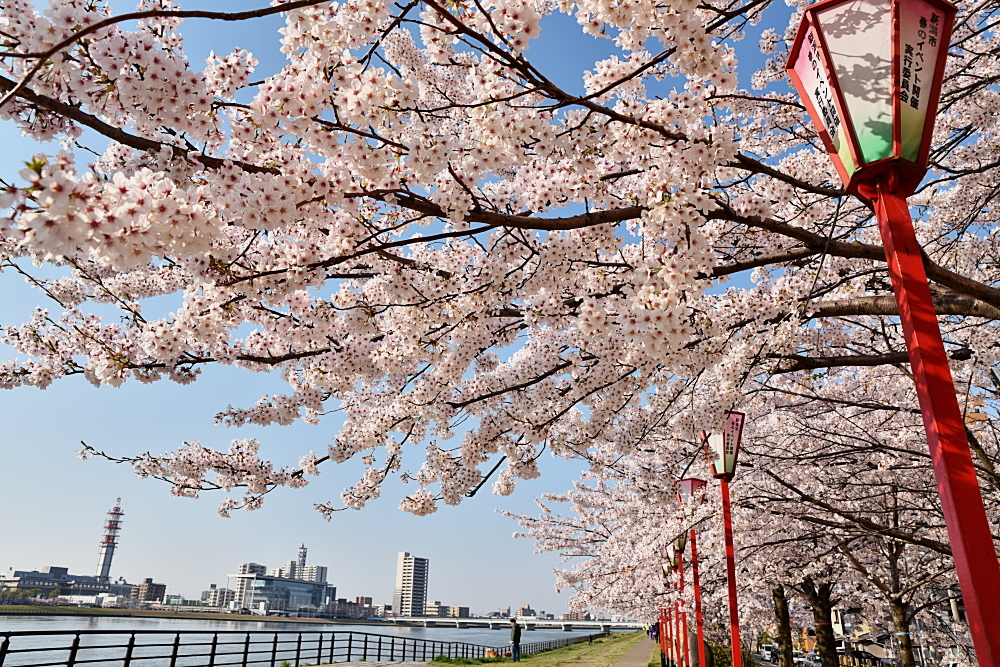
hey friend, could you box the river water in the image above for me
[0,614,617,667]
[0,613,600,645]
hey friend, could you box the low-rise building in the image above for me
[206,588,235,607]
[330,598,376,618]
[1,567,131,597]
[426,600,448,617]
[515,604,536,618]
[561,611,591,621]
[233,547,336,614]
[131,578,167,602]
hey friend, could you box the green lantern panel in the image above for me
[815,0,894,166]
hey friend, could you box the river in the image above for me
[0,613,603,646]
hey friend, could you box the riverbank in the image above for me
[0,605,383,625]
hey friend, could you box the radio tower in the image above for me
[298,544,307,569]
[96,498,124,583]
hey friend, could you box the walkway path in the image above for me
[325,632,654,667]
[612,637,657,667]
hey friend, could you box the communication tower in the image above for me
[298,544,307,569]
[96,498,124,583]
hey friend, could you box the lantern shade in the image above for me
[786,0,956,196]
[677,478,708,518]
[675,534,687,554]
[702,412,745,480]
[678,478,708,503]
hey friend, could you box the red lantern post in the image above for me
[678,478,709,667]
[690,531,705,667]
[666,552,682,667]
[667,603,676,667]
[659,606,669,667]
[676,547,688,667]
[674,597,682,667]
[786,1,1000,662]
[702,412,745,667]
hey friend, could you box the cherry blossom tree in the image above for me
[508,366,996,660]
[0,0,998,556]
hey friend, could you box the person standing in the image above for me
[510,618,522,662]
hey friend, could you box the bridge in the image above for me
[383,617,643,631]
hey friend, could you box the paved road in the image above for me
[613,637,658,667]
[328,634,657,667]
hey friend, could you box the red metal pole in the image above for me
[659,607,668,658]
[691,530,707,667]
[679,553,688,667]
[720,478,742,667]
[873,183,1000,665]
[667,606,675,667]
[674,599,681,667]
[682,611,689,667]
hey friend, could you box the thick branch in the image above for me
[0,1,332,110]
[808,294,1000,320]
[770,351,910,373]
[0,75,277,174]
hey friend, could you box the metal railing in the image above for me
[0,628,609,667]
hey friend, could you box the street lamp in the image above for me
[677,479,708,667]
[673,537,689,667]
[787,1,1000,662]
[659,605,670,667]
[661,562,676,667]
[702,411,745,667]
[665,550,683,667]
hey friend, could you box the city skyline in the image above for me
[0,413,585,615]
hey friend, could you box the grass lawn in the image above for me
[431,631,646,667]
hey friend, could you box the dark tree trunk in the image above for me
[800,578,838,667]
[772,586,794,667]
[888,598,917,667]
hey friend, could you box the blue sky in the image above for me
[0,0,783,613]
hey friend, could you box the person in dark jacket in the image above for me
[509,618,522,662]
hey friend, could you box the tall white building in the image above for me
[268,544,327,583]
[392,552,429,617]
[234,563,266,607]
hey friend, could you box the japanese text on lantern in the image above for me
[724,412,743,459]
[900,13,939,110]
[804,30,841,138]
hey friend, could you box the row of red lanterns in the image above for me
[785,0,1000,661]
[658,412,745,667]
[658,0,1000,660]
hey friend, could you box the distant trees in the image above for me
[0,589,44,603]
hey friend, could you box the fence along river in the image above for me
[0,620,613,667]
